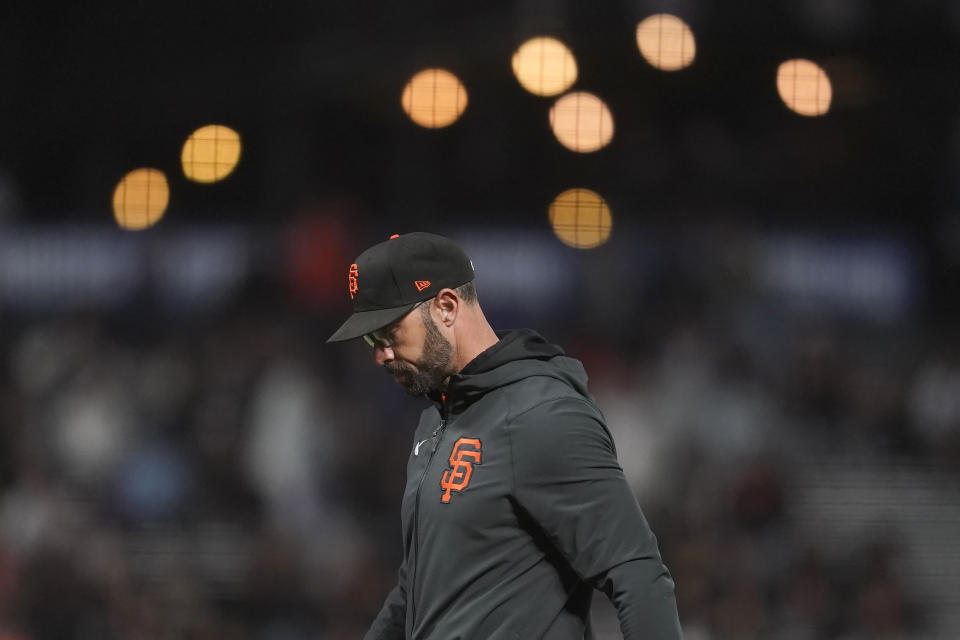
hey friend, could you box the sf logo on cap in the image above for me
[347,263,359,300]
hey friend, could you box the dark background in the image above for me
[0,2,958,639]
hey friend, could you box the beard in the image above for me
[384,312,454,397]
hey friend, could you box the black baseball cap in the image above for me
[326,232,475,343]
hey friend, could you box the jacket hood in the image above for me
[439,329,591,414]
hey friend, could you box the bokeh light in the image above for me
[549,92,614,152]
[112,168,169,231]
[401,68,468,128]
[511,36,578,96]
[548,188,613,249]
[777,59,832,116]
[181,124,242,183]
[636,14,696,71]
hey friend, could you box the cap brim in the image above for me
[326,302,419,343]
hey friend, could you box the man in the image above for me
[328,232,682,639]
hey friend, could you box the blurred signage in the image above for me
[0,224,920,322]
[756,233,918,319]
[0,225,252,312]
[0,226,143,310]
[455,229,576,323]
[152,227,251,312]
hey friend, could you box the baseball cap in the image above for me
[326,232,475,343]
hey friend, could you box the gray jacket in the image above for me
[364,329,682,640]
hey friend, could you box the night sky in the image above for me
[0,2,957,235]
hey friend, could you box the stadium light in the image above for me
[549,188,613,249]
[777,59,832,116]
[511,36,578,97]
[181,124,242,183]
[636,14,696,71]
[549,92,614,153]
[112,168,169,231]
[401,68,468,128]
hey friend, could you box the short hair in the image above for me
[419,281,478,322]
[455,281,477,304]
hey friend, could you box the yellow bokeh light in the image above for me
[181,124,242,183]
[401,68,468,128]
[549,92,614,153]
[777,59,832,116]
[549,188,613,249]
[511,36,578,97]
[112,168,169,231]
[636,14,696,71]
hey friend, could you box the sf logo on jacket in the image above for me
[440,437,482,503]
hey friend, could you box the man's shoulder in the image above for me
[500,372,600,424]
[501,380,615,463]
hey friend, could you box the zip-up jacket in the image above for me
[364,329,682,640]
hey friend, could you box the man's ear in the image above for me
[435,289,459,327]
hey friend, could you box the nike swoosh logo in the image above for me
[414,439,430,456]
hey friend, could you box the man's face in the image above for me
[370,303,454,397]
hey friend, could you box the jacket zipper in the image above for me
[410,417,446,634]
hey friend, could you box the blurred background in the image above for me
[1,1,959,638]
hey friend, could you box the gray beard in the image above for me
[384,313,454,397]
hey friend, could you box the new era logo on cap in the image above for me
[326,232,475,343]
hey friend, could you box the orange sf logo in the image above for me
[348,263,359,300]
[440,437,482,503]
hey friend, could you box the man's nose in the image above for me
[374,344,394,366]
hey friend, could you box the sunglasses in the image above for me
[362,300,429,348]
[362,327,394,349]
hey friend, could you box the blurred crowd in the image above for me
[0,269,957,640]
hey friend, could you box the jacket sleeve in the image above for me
[363,561,407,640]
[508,397,682,640]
